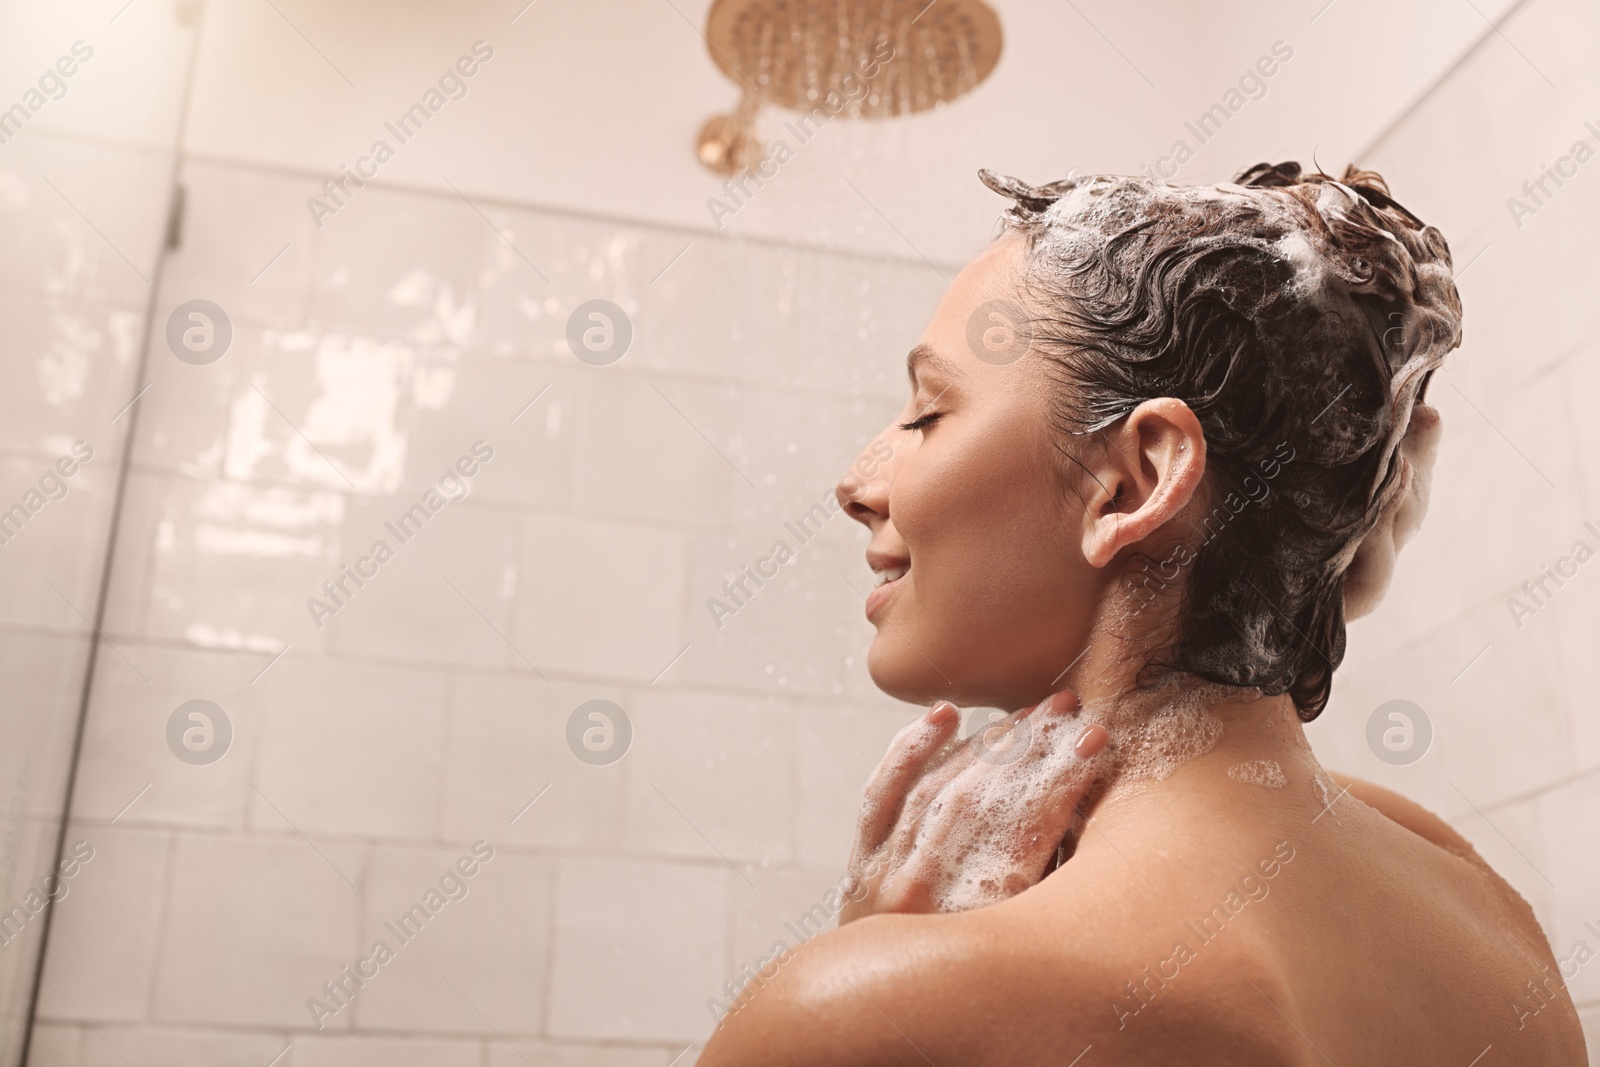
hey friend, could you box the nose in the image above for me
[836,432,892,527]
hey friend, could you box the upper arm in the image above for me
[695,910,1301,1067]
[696,918,960,1067]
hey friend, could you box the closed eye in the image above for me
[898,411,942,432]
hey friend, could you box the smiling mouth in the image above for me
[864,560,909,620]
[872,564,909,587]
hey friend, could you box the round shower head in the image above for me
[697,0,1003,173]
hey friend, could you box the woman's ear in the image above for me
[1079,398,1207,569]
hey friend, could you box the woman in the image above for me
[699,163,1587,1065]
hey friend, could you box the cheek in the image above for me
[894,433,1082,629]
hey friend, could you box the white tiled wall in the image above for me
[29,154,942,1062]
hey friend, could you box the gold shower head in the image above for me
[697,0,1003,174]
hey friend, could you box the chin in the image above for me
[865,634,952,707]
[866,617,1079,712]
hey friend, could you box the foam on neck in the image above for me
[921,673,1246,912]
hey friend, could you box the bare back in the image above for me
[700,753,1587,1066]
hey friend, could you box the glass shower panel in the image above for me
[0,1,194,1060]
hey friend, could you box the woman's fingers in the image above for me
[853,700,962,858]
[898,707,1022,823]
[1075,722,1110,758]
[921,697,1107,915]
[890,697,1052,863]
[843,687,1105,920]
[1010,718,1111,879]
[890,690,1103,910]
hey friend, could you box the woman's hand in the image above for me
[839,689,1110,922]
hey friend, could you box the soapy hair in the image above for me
[980,161,1462,721]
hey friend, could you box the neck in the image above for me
[1090,689,1316,823]
[1055,605,1325,846]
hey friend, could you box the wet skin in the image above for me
[698,235,1585,1066]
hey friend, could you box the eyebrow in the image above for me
[906,343,958,385]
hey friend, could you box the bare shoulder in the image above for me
[696,911,975,1067]
[696,905,1304,1067]
[1326,771,1551,938]
[1321,771,1588,1065]
[1324,771,1482,861]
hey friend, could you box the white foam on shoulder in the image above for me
[1227,759,1287,788]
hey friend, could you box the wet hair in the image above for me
[980,162,1462,721]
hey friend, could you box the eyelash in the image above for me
[899,411,942,432]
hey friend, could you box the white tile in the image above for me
[0,136,169,305]
[126,325,259,481]
[622,688,793,866]
[160,159,317,329]
[1421,390,1585,615]
[725,388,899,530]
[472,211,645,363]
[1307,650,1457,820]
[23,1021,81,1067]
[795,702,913,868]
[69,644,263,829]
[0,631,89,820]
[514,515,687,683]
[149,833,363,1028]
[308,185,486,346]
[682,519,871,700]
[133,320,426,495]
[136,320,437,494]
[1344,597,1573,817]
[80,1027,292,1067]
[250,658,449,839]
[548,857,727,1043]
[289,1034,481,1067]
[440,674,625,850]
[0,454,117,632]
[620,230,937,402]
[781,250,939,400]
[0,816,76,1033]
[402,356,577,509]
[112,472,343,654]
[626,234,788,384]
[1550,585,1600,773]
[1432,601,1575,814]
[0,294,140,455]
[487,1042,689,1067]
[35,827,170,1024]
[573,373,738,527]
[352,845,550,1035]
[98,468,163,640]
[225,326,418,494]
[325,496,517,667]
